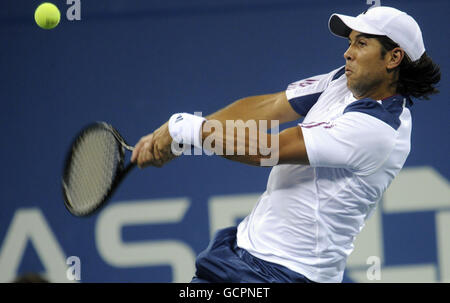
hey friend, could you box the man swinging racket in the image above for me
[131,6,440,283]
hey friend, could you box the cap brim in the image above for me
[329,13,385,38]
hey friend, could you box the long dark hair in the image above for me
[365,34,441,100]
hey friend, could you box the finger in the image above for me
[131,137,146,163]
[131,141,140,162]
[153,141,163,162]
[137,142,152,168]
[144,149,162,168]
[132,133,154,163]
[137,134,155,166]
[147,139,167,168]
[150,141,166,167]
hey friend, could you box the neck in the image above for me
[352,76,398,100]
[353,85,397,100]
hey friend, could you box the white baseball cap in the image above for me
[328,6,425,61]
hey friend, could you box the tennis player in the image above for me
[131,6,440,283]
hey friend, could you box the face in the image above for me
[344,30,390,98]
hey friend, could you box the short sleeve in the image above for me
[286,66,345,116]
[301,111,397,175]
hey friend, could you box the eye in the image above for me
[358,40,367,46]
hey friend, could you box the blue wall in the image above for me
[0,0,448,282]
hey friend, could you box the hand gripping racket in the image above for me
[62,122,135,216]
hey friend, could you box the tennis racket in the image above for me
[62,122,136,217]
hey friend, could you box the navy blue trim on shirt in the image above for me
[331,66,345,81]
[343,95,412,130]
[288,92,322,116]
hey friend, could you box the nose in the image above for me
[343,46,353,61]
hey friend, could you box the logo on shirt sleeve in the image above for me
[288,79,318,90]
[300,121,335,129]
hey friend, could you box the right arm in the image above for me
[205,91,301,127]
[199,91,303,166]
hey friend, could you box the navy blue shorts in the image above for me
[191,227,316,283]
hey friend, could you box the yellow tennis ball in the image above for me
[34,2,61,30]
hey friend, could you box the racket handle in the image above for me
[123,143,134,151]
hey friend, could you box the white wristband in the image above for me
[168,113,206,149]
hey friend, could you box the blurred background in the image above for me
[0,0,448,283]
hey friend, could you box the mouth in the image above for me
[345,67,352,76]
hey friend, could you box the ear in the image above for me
[386,47,405,70]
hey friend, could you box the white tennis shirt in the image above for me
[236,66,413,283]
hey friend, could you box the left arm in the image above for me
[131,91,305,167]
[201,123,309,166]
[131,118,309,168]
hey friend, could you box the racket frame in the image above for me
[62,122,135,217]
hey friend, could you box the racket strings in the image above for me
[65,128,121,214]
